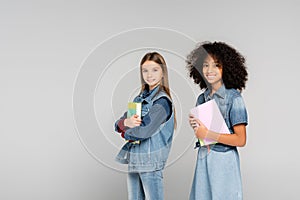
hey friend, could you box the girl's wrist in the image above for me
[206,130,219,142]
[124,119,128,127]
[195,127,207,139]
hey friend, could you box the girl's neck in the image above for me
[209,82,222,96]
[149,84,160,91]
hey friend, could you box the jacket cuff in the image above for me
[117,119,128,132]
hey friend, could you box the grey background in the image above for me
[1,0,299,199]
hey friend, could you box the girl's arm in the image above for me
[124,97,172,141]
[193,95,248,147]
[115,112,142,138]
[218,124,246,147]
[194,120,246,147]
[114,112,127,133]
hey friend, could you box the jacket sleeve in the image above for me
[124,97,172,141]
[114,112,129,134]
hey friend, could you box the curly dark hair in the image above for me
[186,41,248,91]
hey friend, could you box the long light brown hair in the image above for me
[139,52,176,129]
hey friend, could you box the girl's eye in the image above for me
[202,63,208,67]
[142,70,147,73]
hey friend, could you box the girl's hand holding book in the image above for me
[194,119,220,142]
[124,114,141,128]
[189,114,198,130]
[193,119,208,139]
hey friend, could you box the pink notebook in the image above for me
[190,99,230,146]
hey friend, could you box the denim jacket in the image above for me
[196,84,248,152]
[115,87,175,172]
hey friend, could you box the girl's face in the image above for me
[141,60,163,90]
[202,55,223,88]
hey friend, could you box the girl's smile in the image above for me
[142,60,163,90]
[206,74,217,80]
[202,55,223,89]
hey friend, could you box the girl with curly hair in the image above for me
[187,41,248,200]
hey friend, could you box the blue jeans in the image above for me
[127,170,164,200]
[189,147,243,200]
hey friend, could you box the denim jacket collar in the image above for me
[204,84,226,101]
[139,86,160,103]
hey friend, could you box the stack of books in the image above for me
[126,102,142,144]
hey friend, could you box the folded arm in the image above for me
[124,97,172,141]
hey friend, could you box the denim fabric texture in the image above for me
[115,86,175,172]
[189,147,243,200]
[195,84,248,152]
[190,84,248,200]
[127,170,164,200]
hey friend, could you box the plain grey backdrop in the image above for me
[1,0,300,199]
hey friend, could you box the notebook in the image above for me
[190,99,230,146]
[126,102,142,144]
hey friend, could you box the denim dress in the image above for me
[189,85,248,200]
